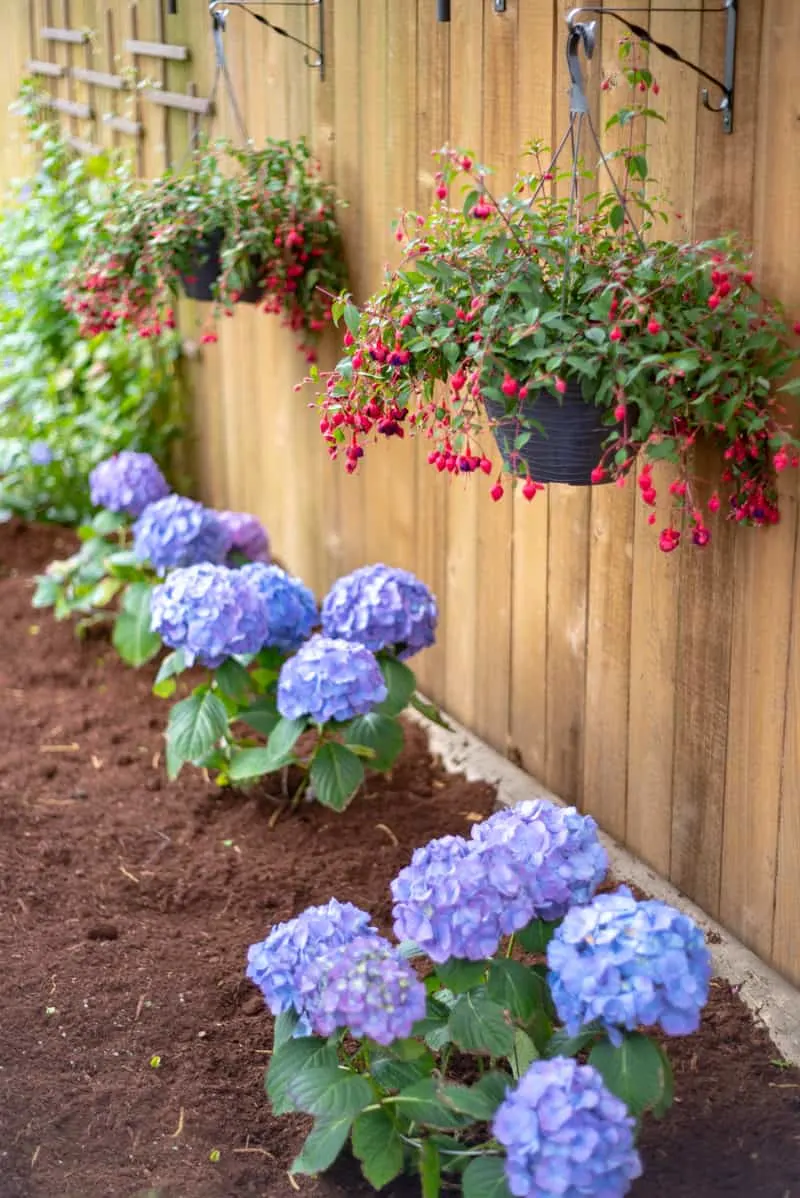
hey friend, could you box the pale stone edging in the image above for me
[409,706,800,1065]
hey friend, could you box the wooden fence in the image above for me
[2,0,799,988]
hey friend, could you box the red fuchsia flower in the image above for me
[471,202,493,220]
[692,526,711,547]
[591,467,606,483]
[400,312,414,328]
[647,318,662,335]
[613,403,626,422]
[648,513,657,525]
[794,322,800,336]
[554,378,568,395]
[610,326,622,342]
[502,375,520,398]
[344,331,355,347]
[479,457,493,475]
[490,481,504,502]
[708,294,720,310]
[659,528,681,553]
[435,185,447,200]
[522,477,544,501]
[708,493,721,513]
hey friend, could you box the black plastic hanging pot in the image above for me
[179,228,265,304]
[483,380,613,487]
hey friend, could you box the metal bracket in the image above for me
[436,0,506,21]
[566,1,737,133]
[494,0,507,12]
[208,0,325,79]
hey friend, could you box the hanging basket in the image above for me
[179,228,265,304]
[483,381,613,487]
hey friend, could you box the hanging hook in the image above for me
[566,20,596,117]
[208,1,326,79]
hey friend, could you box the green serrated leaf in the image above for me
[448,988,515,1058]
[214,658,253,703]
[236,698,280,738]
[410,692,452,729]
[589,1032,674,1118]
[352,1108,405,1189]
[462,1155,513,1198]
[227,746,274,783]
[435,958,490,995]
[375,656,417,717]
[511,1028,539,1078]
[273,1009,299,1050]
[488,959,545,1023]
[153,648,187,698]
[290,1116,352,1176]
[310,742,365,811]
[266,1037,337,1116]
[391,1079,476,1130]
[345,712,405,772]
[515,918,558,955]
[262,714,307,769]
[166,689,229,764]
[112,581,160,667]
[439,1071,510,1120]
[289,1067,373,1121]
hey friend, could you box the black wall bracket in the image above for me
[436,1,507,22]
[566,2,737,133]
[208,0,325,80]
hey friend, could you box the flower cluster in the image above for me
[89,451,170,518]
[29,441,53,467]
[150,564,270,667]
[276,634,387,724]
[321,563,438,659]
[217,510,271,564]
[305,935,426,1045]
[493,1057,642,1198]
[246,899,376,1030]
[391,802,606,961]
[547,887,712,1045]
[241,562,318,652]
[133,494,229,573]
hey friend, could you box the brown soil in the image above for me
[0,519,798,1198]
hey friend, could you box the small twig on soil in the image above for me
[119,864,140,884]
[31,1146,40,1167]
[233,1147,275,1158]
[170,1107,185,1138]
[135,994,147,1020]
[39,743,80,753]
[286,1175,300,1192]
[375,822,399,847]
[268,805,284,830]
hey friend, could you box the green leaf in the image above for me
[236,698,280,738]
[351,1109,405,1189]
[435,958,490,995]
[391,1079,476,1130]
[371,1054,433,1092]
[32,575,60,609]
[343,302,361,335]
[166,689,229,764]
[376,656,417,717]
[112,581,160,667]
[153,648,187,698]
[544,1024,604,1059]
[273,1009,299,1050]
[345,712,405,771]
[516,918,558,955]
[85,576,123,608]
[488,959,545,1024]
[439,1072,511,1120]
[266,1036,337,1116]
[409,692,452,729]
[448,988,515,1058]
[589,1032,674,1117]
[511,1029,539,1078]
[227,746,274,783]
[214,658,253,703]
[609,204,625,232]
[288,1066,373,1120]
[420,1138,441,1198]
[462,1156,513,1198]
[311,742,365,811]
[290,1116,352,1176]
[262,714,307,769]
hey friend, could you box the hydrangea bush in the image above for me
[250,801,712,1195]
[154,563,446,812]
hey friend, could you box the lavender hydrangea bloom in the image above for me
[29,440,53,467]
[240,562,318,653]
[277,635,387,724]
[306,935,427,1045]
[217,510,271,564]
[547,887,712,1046]
[89,451,170,517]
[493,1058,642,1198]
[471,800,608,921]
[133,494,229,573]
[150,564,270,668]
[321,564,438,659]
[246,899,377,1031]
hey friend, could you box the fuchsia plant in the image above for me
[313,44,800,551]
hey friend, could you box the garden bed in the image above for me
[1,518,799,1198]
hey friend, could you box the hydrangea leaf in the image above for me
[588,1032,673,1118]
[235,699,280,738]
[152,648,187,698]
[272,1009,299,1050]
[462,1156,513,1198]
[345,712,405,771]
[32,575,62,609]
[262,715,307,769]
[391,1079,476,1130]
[487,959,545,1023]
[435,958,491,995]
[510,1029,539,1079]
[266,1037,337,1116]
[439,1071,511,1120]
[214,658,253,703]
[290,1115,353,1176]
[543,1023,604,1060]
[409,692,452,729]
[351,1109,405,1189]
[288,1066,373,1121]
[112,581,161,667]
[375,656,416,716]
[310,742,365,811]
[370,1054,433,1093]
[448,988,515,1058]
[227,746,274,783]
[516,918,558,955]
[166,689,229,764]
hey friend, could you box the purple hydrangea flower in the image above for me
[132,494,229,573]
[89,451,170,517]
[150,564,270,668]
[246,899,377,1031]
[547,887,712,1046]
[321,564,438,659]
[493,1057,642,1198]
[217,510,271,564]
[306,935,427,1045]
[240,562,318,653]
[29,440,53,467]
[276,634,387,724]
[471,800,608,921]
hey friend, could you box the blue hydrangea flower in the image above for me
[89,451,170,517]
[132,494,229,573]
[277,635,387,724]
[306,935,427,1045]
[493,1057,642,1198]
[240,562,318,653]
[547,887,712,1046]
[246,899,377,1032]
[217,510,271,564]
[321,564,438,659]
[471,800,608,921]
[29,440,53,467]
[150,564,270,668]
